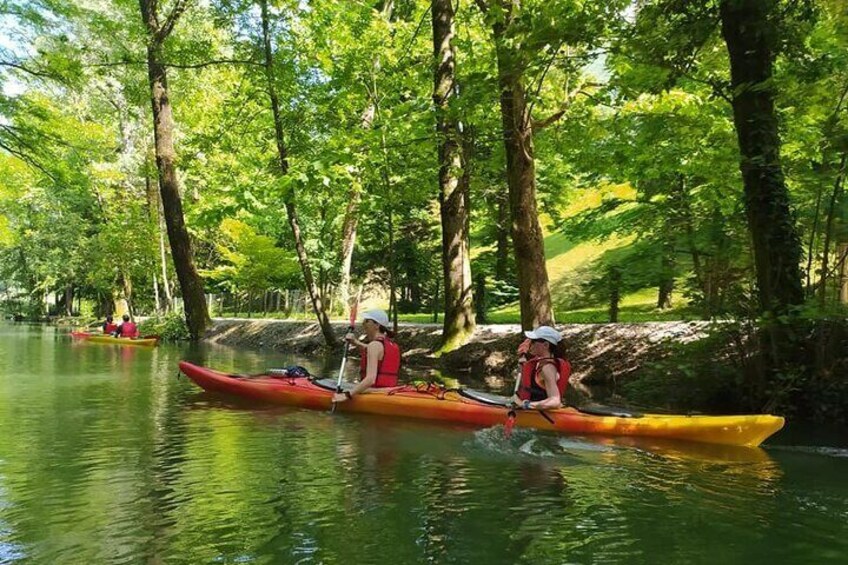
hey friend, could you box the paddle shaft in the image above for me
[334,323,355,391]
[503,356,525,437]
[331,286,362,413]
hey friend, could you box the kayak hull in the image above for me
[71,331,159,347]
[178,362,784,447]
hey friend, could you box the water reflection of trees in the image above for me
[4,328,843,564]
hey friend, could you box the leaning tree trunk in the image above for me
[339,183,360,317]
[719,0,804,314]
[490,9,553,328]
[139,0,210,339]
[259,0,336,346]
[433,0,475,350]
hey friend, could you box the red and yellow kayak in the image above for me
[71,331,159,347]
[178,362,784,447]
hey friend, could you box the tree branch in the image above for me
[155,0,192,43]
[139,0,160,36]
[679,72,732,103]
[0,139,57,181]
[83,58,261,69]
[524,41,563,126]
[0,60,57,80]
[532,83,602,130]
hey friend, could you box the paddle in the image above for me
[503,366,523,439]
[331,286,362,413]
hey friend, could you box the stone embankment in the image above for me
[203,318,710,385]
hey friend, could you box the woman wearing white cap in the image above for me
[510,325,571,410]
[332,309,402,403]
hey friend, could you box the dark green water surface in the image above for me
[0,324,846,564]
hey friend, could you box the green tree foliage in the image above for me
[203,218,297,297]
[0,0,844,337]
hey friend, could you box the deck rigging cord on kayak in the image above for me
[387,381,450,400]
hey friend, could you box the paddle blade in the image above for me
[504,411,517,439]
[349,285,363,327]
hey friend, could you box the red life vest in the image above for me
[120,322,138,338]
[359,335,401,387]
[517,357,571,402]
[103,322,118,334]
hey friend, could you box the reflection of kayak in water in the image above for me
[584,435,776,464]
[70,331,159,347]
[178,362,784,448]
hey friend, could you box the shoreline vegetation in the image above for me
[47,315,848,423]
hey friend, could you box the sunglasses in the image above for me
[530,338,550,344]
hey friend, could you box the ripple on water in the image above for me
[768,444,848,458]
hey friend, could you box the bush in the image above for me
[622,315,848,423]
[138,313,190,342]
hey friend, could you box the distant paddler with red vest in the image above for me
[332,309,401,403]
[510,325,571,411]
[102,315,118,335]
[116,314,139,339]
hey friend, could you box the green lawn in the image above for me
[218,206,695,325]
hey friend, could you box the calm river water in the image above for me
[0,323,846,564]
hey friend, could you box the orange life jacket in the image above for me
[359,335,401,387]
[517,357,570,402]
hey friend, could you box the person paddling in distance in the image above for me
[332,309,401,403]
[116,314,139,339]
[511,325,571,410]
[102,315,118,335]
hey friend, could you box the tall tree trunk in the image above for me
[259,0,336,346]
[657,239,675,310]
[157,205,173,312]
[387,205,398,334]
[64,285,74,317]
[608,266,621,323]
[339,2,394,318]
[122,271,134,318]
[153,272,161,314]
[488,1,553,328]
[495,187,510,280]
[146,161,172,312]
[433,0,475,350]
[818,153,846,306]
[719,0,804,314]
[139,0,210,339]
[805,176,826,295]
[838,243,848,304]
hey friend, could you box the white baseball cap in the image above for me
[362,309,390,328]
[524,325,562,345]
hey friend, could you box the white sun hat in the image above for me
[524,325,562,345]
[362,309,390,328]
